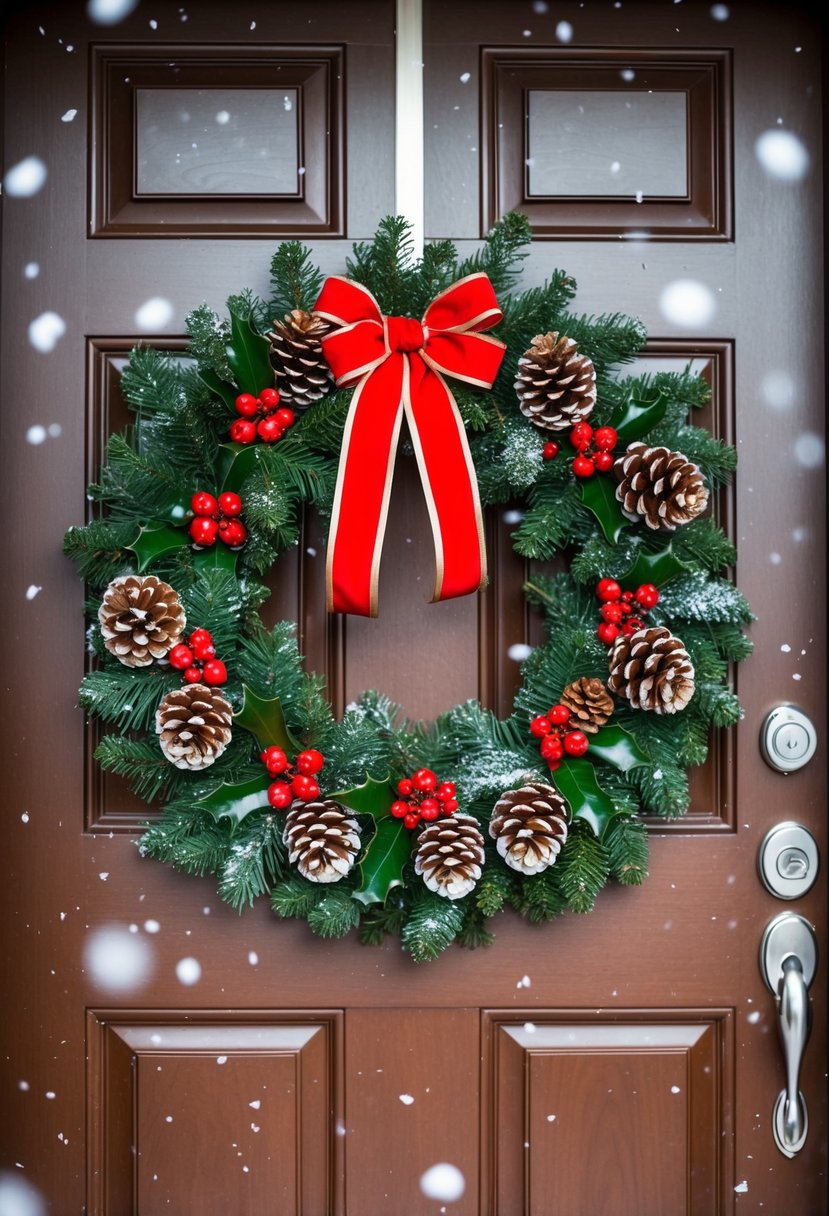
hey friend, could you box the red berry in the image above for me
[261,746,289,775]
[391,799,409,819]
[189,627,212,649]
[191,491,218,517]
[569,422,594,451]
[169,643,195,670]
[530,714,552,737]
[420,803,440,822]
[563,730,589,757]
[540,735,563,760]
[594,451,614,473]
[619,600,632,615]
[572,455,595,478]
[258,387,280,408]
[600,602,624,625]
[621,621,636,636]
[267,781,293,809]
[296,748,325,775]
[403,811,421,830]
[635,583,660,609]
[596,578,622,603]
[274,407,295,430]
[190,629,215,661]
[412,768,437,792]
[597,622,620,645]
[436,781,456,801]
[547,704,570,726]
[542,441,560,461]
[184,665,202,683]
[229,418,257,444]
[547,758,561,772]
[235,393,259,418]
[220,519,247,547]
[257,416,284,443]
[441,798,458,815]
[397,778,414,797]
[291,774,320,802]
[202,659,227,685]
[621,590,635,602]
[593,426,618,452]
[218,492,243,517]
[627,617,644,633]
[189,516,219,546]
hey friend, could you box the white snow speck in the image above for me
[760,369,795,410]
[28,312,66,353]
[250,1123,260,1132]
[84,924,153,992]
[24,262,40,279]
[755,130,809,182]
[769,552,782,565]
[620,68,636,82]
[306,546,317,557]
[780,643,791,652]
[659,279,716,328]
[249,1099,261,1109]
[248,951,258,966]
[734,1180,749,1194]
[524,1022,536,1034]
[86,0,138,22]
[150,1033,162,1044]
[610,160,621,173]
[635,189,644,203]
[459,72,471,83]
[297,166,306,176]
[793,432,824,469]
[533,0,548,10]
[26,425,47,445]
[792,673,802,681]
[45,1092,56,1100]
[507,643,533,662]
[3,156,48,198]
[216,1055,227,1065]
[0,1174,46,1216]
[164,1115,173,1123]
[671,1085,681,1094]
[18,1080,30,1091]
[144,919,160,934]
[61,109,78,123]
[48,423,62,437]
[149,18,158,30]
[399,1093,415,1105]
[283,96,293,111]
[555,20,574,42]
[215,110,230,125]
[249,20,256,29]
[420,1163,466,1203]
[546,1113,556,1122]
[747,1010,761,1024]
[502,509,524,525]
[710,4,730,19]
[176,956,201,985]
[98,872,109,881]
[516,974,531,989]
[134,296,173,331]
[21,812,30,823]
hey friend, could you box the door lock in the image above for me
[761,705,817,772]
[758,823,819,900]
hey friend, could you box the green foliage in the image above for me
[604,817,649,885]
[219,816,285,911]
[268,241,325,318]
[94,735,174,804]
[556,823,609,913]
[185,303,233,382]
[401,889,467,962]
[63,519,136,589]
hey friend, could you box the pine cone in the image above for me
[560,677,615,734]
[98,574,186,667]
[414,813,485,900]
[489,782,568,875]
[265,309,333,409]
[283,799,361,884]
[614,442,708,531]
[515,332,596,432]
[156,684,233,770]
[608,625,695,714]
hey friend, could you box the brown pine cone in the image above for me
[614,442,708,531]
[265,309,333,408]
[489,782,568,875]
[560,677,615,734]
[98,574,186,667]
[414,813,485,900]
[156,684,233,770]
[608,625,695,714]
[283,799,361,884]
[515,332,596,432]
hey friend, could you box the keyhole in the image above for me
[777,847,809,880]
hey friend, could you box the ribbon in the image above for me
[314,274,506,617]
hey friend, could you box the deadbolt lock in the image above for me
[761,706,817,773]
[759,822,819,900]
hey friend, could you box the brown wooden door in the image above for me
[1,2,826,1213]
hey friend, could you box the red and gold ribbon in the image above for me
[314,274,505,617]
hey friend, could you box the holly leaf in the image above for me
[620,542,688,590]
[198,367,238,412]
[611,389,668,445]
[216,441,262,495]
[554,758,623,838]
[588,724,649,773]
[233,687,298,752]
[579,477,628,543]
[128,523,187,572]
[227,309,273,397]
[352,816,412,907]
[192,544,239,575]
[197,775,271,826]
[331,773,395,819]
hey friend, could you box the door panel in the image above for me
[1,2,825,1214]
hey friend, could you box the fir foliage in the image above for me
[268,241,325,318]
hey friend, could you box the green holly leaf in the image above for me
[352,816,412,907]
[227,309,273,397]
[192,544,239,575]
[619,542,688,590]
[579,477,628,543]
[216,441,263,495]
[197,775,271,826]
[555,758,622,838]
[331,773,395,819]
[234,687,298,752]
[588,725,649,773]
[611,389,668,445]
[128,523,187,572]
[198,367,238,412]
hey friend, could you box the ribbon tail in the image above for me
[403,356,487,604]
[327,357,405,616]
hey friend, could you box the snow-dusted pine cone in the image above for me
[489,781,568,875]
[608,625,695,714]
[614,442,708,531]
[414,813,485,900]
[515,332,596,432]
[283,799,361,883]
[98,574,186,667]
[560,677,615,734]
[156,684,233,770]
[266,309,333,409]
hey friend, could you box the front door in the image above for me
[1,2,825,1213]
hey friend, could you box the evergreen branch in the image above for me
[268,241,324,317]
[401,889,467,962]
[94,735,172,804]
[305,886,362,938]
[218,815,285,911]
[604,817,649,885]
[556,822,609,913]
[79,664,179,731]
[185,303,233,382]
[517,867,568,922]
[63,520,136,589]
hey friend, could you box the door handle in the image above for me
[759,912,818,1157]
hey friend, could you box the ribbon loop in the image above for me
[315,273,505,617]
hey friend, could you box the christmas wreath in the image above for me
[65,215,752,962]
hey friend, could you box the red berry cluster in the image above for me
[390,768,458,830]
[229,389,296,446]
[568,423,618,478]
[188,491,247,549]
[529,706,589,772]
[169,628,227,685]
[261,746,326,808]
[595,578,660,645]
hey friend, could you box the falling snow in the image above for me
[135,297,173,331]
[84,924,153,992]
[21,812,30,824]
[755,130,809,182]
[144,919,160,933]
[3,156,48,197]
[176,956,201,985]
[0,1173,46,1216]
[420,1164,466,1203]
[734,1180,749,1194]
[28,312,66,353]
[399,1094,415,1105]
[555,21,573,42]
[659,279,716,328]
[61,109,78,123]
[507,643,533,662]
[24,262,40,279]
[87,0,139,22]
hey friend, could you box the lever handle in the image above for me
[777,954,811,1152]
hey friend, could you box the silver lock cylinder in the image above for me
[761,705,817,773]
[758,822,819,900]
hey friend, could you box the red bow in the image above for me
[314,274,505,616]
